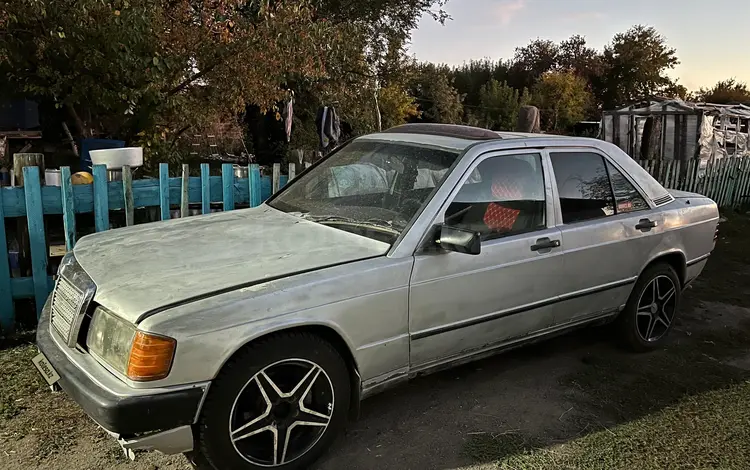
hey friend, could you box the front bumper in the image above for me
[36,302,207,452]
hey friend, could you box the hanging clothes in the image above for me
[316,106,330,149]
[316,105,342,153]
[283,92,294,143]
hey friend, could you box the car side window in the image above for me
[550,152,615,224]
[606,161,650,213]
[444,153,546,240]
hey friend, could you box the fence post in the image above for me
[123,166,135,226]
[200,163,211,214]
[222,163,234,211]
[92,164,109,232]
[272,163,281,193]
[181,164,190,218]
[159,163,170,220]
[0,185,14,331]
[22,166,48,318]
[250,164,261,207]
[60,166,77,249]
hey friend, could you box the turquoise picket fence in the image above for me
[0,161,300,332]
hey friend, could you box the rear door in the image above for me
[548,150,665,325]
[408,151,565,369]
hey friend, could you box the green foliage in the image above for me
[695,79,750,104]
[476,80,529,131]
[531,71,593,132]
[411,64,464,124]
[597,25,680,109]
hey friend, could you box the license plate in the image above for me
[32,352,61,386]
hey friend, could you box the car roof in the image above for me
[359,124,672,206]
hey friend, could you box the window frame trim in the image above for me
[604,160,651,216]
[430,149,553,244]
[545,148,655,227]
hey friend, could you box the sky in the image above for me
[409,0,750,91]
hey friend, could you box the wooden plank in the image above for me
[272,163,281,194]
[738,157,750,207]
[92,164,109,232]
[159,163,170,220]
[200,163,211,214]
[0,184,14,332]
[10,276,54,300]
[673,160,682,189]
[288,163,296,181]
[663,161,673,189]
[22,166,48,318]
[0,174,280,216]
[250,164,262,207]
[181,164,190,218]
[222,163,235,211]
[122,166,134,226]
[705,160,718,201]
[715,159,729,206]
[657,159,667,185]
[60,166,77,250]
[727,158,742,207]
[739,157,750,208]
[687,158,700,192]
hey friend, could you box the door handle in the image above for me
[531,237,561,252]
[635,218,657,231]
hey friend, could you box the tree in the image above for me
[378,84,420,130]
[510,39,559,89]
[410,64,464,124]
[531,71,592,132]
[695,79,750,104]
[0,0,447,159]
[476,80,529,130]
[597,25,679,109]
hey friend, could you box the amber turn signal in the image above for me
[126,331,176,381]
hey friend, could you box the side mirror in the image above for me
[437,225,481,255]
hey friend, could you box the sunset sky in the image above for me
[409,0,750,91]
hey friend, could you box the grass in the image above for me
[465,381,750,470]
[0,341,43,421]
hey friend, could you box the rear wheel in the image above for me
[192,332,351,469]
[617,263,681,352]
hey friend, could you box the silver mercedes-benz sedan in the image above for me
[35,124,719,469]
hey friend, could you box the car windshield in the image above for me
[269,139,461,244]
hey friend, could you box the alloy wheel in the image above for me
[229,358,335,467]
[635,275,677,342]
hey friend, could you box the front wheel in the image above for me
[617,263,681,352]
[192,332,351,469]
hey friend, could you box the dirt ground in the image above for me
[2,216,750,470]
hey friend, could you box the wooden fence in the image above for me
[0,162,300,332]
[2,155,749,332]
[635,157,750,209]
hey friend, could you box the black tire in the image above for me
[617,263,681,352]
[192,332,351,470]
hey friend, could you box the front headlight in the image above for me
[86,307,176,381]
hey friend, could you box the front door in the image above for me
[547,150,665,325]
[408,151,565,369]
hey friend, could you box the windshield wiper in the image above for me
[301,215,401,233]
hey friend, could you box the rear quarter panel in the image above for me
[645,196,718,281]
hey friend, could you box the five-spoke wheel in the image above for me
[230,359,334,466]
[617,263,681,351]
[192,333,350,470]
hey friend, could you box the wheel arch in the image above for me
[638,250,687,287]
[212,322,362,419]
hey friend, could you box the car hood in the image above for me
[73,206,390,323]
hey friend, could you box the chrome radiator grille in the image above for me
[50,276,86,342]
